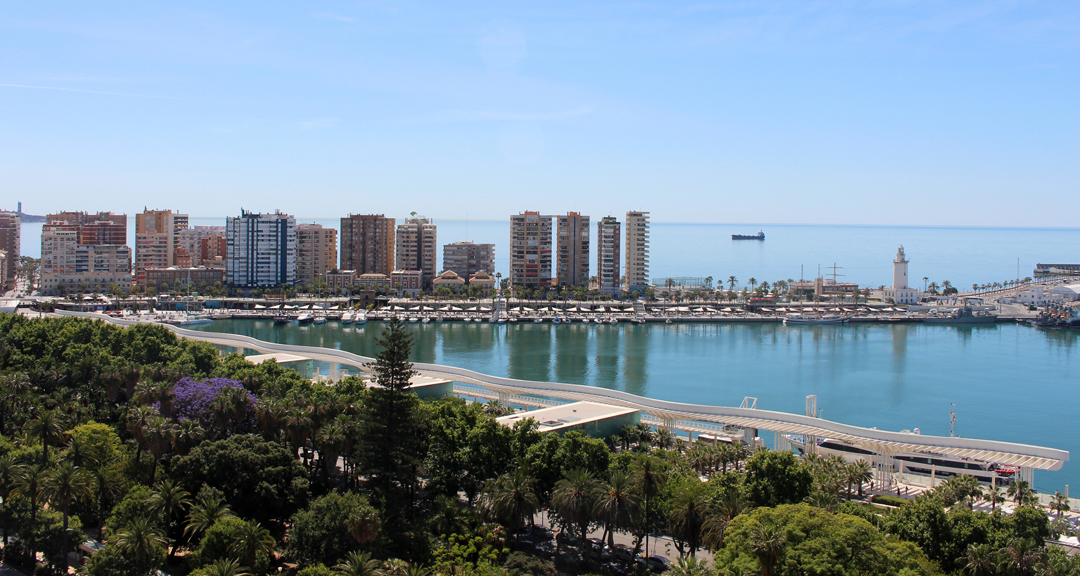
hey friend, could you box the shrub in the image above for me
[871,494,910,507]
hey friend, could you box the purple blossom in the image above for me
[172,377,256,431]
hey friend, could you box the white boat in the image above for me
[786,435,1014,486]
[408,316,419,323]
[533,317,543,323]
[784,315,847,325]
[509,317,518,323]
[552,317,562,324]
[313,316,327,325]
[174,315,213,326]
[210,313,232,320]
[342,312,354,324]
[607,317,618,324]
[297,313,314,324]
[497,317,507,324]
[422,317,431,324]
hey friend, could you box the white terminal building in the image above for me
[883,246,921,304]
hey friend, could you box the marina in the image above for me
[166,312,1080,493]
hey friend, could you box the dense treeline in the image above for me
[0,314,1076,576]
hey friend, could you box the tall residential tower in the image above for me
[556,212,590,287]
[624,211,650,293]
[296,223,338,286]
[225,210,296,288]
[597,216,621,295]
[135,208,189,283]
[340,214,395,277]
[395,216,438,289]
[0,210,19,291]
[510,212,553,288]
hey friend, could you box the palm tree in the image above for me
[146,478,191,562]
[702,482,746,551]
[11,462,46,557]
[144,415,178,482]
[1008,479,1034,505]
[748,277,756,291]
[185,491,234,542]
[983,485,1005,512]
[335,550,381,576]
[847,460,873,499]
[1050,490,1071,519]
[668,483,708,556]
[962,543,995,576]
[42,460,93,566]
[114,516,169,574]
[654,428,676,451]
[482,468,539,530]
[998,538,1043,576]
[633,455,666,557]
[24,409,65,466]
[594,470,639,548]
[200,559,253,576]
[749,522,786,576]
[551,468,599,554]
[229,521,276,570]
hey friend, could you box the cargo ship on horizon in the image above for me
[732,230,765,240]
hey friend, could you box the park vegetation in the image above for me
[0,313,1076,576]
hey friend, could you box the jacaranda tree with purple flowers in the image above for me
[171,377,256,438]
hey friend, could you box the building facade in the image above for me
[135,209,189,284]
[145,267,226,292]
[340,214,395,277]
[0,210,19,290]
[395,216,437,289]
[624,211,650,292]
[296,223,338,286]
[390,270,423,296]
[177,226,227,268]
[41,211,131,295]
[597,216,621,295]
[510,212,553,288]
[443,241,495,278]
[556,212,590,287]
[225,210,297,288]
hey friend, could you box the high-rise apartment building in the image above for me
[556,212,590,287]
[340,214,395,277]
[597,216,621,295]
[395,216,438,289]
[225,210,297,288]
[41,211,131,294]
[625,211,650,293]
[0,210,19,290]
[297,223,338,286]
[443,241,495,278]
[510,212,553,288]
[135,208,189,283]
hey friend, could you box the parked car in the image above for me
[646,555,672,573]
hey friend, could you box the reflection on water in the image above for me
[192,319,1080,491]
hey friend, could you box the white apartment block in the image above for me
[624,211,650,292]
[225,210,297,288]
[41,228,132,294]
[597,216,621,295]
[395,216,437,289]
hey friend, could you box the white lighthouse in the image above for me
[885,246,919,304]
[893,245,909,289]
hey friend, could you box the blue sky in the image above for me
[1,1,1078,226]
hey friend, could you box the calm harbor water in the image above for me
[193,319,1080,493]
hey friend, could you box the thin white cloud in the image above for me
[0,83,180,99]
[299,117,340,130]
[313,12,355,22]
[453,107,593,121]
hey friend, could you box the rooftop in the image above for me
[496,401,639,433]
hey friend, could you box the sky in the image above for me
[1,1,1078,226]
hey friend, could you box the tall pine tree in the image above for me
[359,317,427,557]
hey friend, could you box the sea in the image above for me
[18,218,1080,492]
